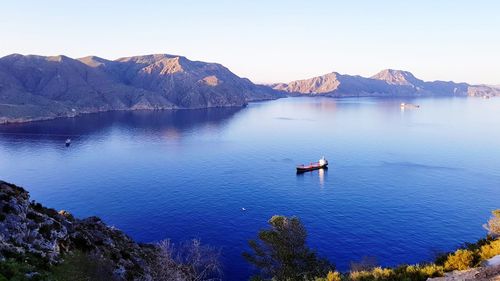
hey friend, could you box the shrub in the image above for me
[479,239,500,260]
[444,249,474,271]
[149,239,222,281]
[371,267,394,279]
[326,271,342,281]
[0,258,49,281]
[51,251,116,281]
[418,264,444,277]
[484,210,500,238]
[316,271,342,281]
[349,270,372,281]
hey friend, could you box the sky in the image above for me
[1,0,499,85]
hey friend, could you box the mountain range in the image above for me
[273,69,500,98]
[0,54,280,123]
[0,53,499,123]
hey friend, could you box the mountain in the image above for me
[0,54,281,123]
[274,69,500,97]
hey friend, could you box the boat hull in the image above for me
[296,164,328,173]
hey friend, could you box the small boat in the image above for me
[65,138,71,147]
[400,103,420,109]
[296,156,328,173]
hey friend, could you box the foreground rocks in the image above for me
[0,180,155,279]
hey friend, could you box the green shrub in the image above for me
[51,251,116,281]
[0,258,49,281]
[444,249,474,271]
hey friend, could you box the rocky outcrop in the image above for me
[0,54,282,124]
[274,69,500,98]
[0,180,155,279]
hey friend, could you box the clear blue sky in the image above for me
[1,0,499,84]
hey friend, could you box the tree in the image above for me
[484,209,500,238]
[243,215,333,281]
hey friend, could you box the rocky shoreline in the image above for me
[0,180,155,280]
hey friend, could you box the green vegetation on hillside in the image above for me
[243,210,500,281]
[243,215,332,280]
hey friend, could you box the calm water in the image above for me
[1,97,500,280]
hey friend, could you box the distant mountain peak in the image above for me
[78,56,111,68]
[371,69,422,86]
[116,54,186,64]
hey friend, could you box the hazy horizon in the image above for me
[1,0,499,85]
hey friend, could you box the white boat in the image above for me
[400,103,420,109]
[65,138,71,146]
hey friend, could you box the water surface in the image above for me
[1,97,499,280]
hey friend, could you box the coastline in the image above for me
[1,94,494,125]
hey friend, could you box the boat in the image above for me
[296,156,328,173]
[65,138,71,146]
[400,103,420,109]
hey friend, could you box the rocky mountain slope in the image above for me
[0,54,281,124]
[274,69,500,97]
[0,180,154,279]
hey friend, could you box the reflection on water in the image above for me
[296,168,328,188]
[0,107,242,145]
[319,168,326,187]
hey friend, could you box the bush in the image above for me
[348,270,372,281]
[479,239,500,260]
[444,249,474,271]
[327,271,342,281]
[51,251,116,281]
[0,258,49,281]
[316,271,342,281]
[148,239,222,281]
[417,264,444,277]
[484,210,500,238]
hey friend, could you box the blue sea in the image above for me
[1,97,499,280]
